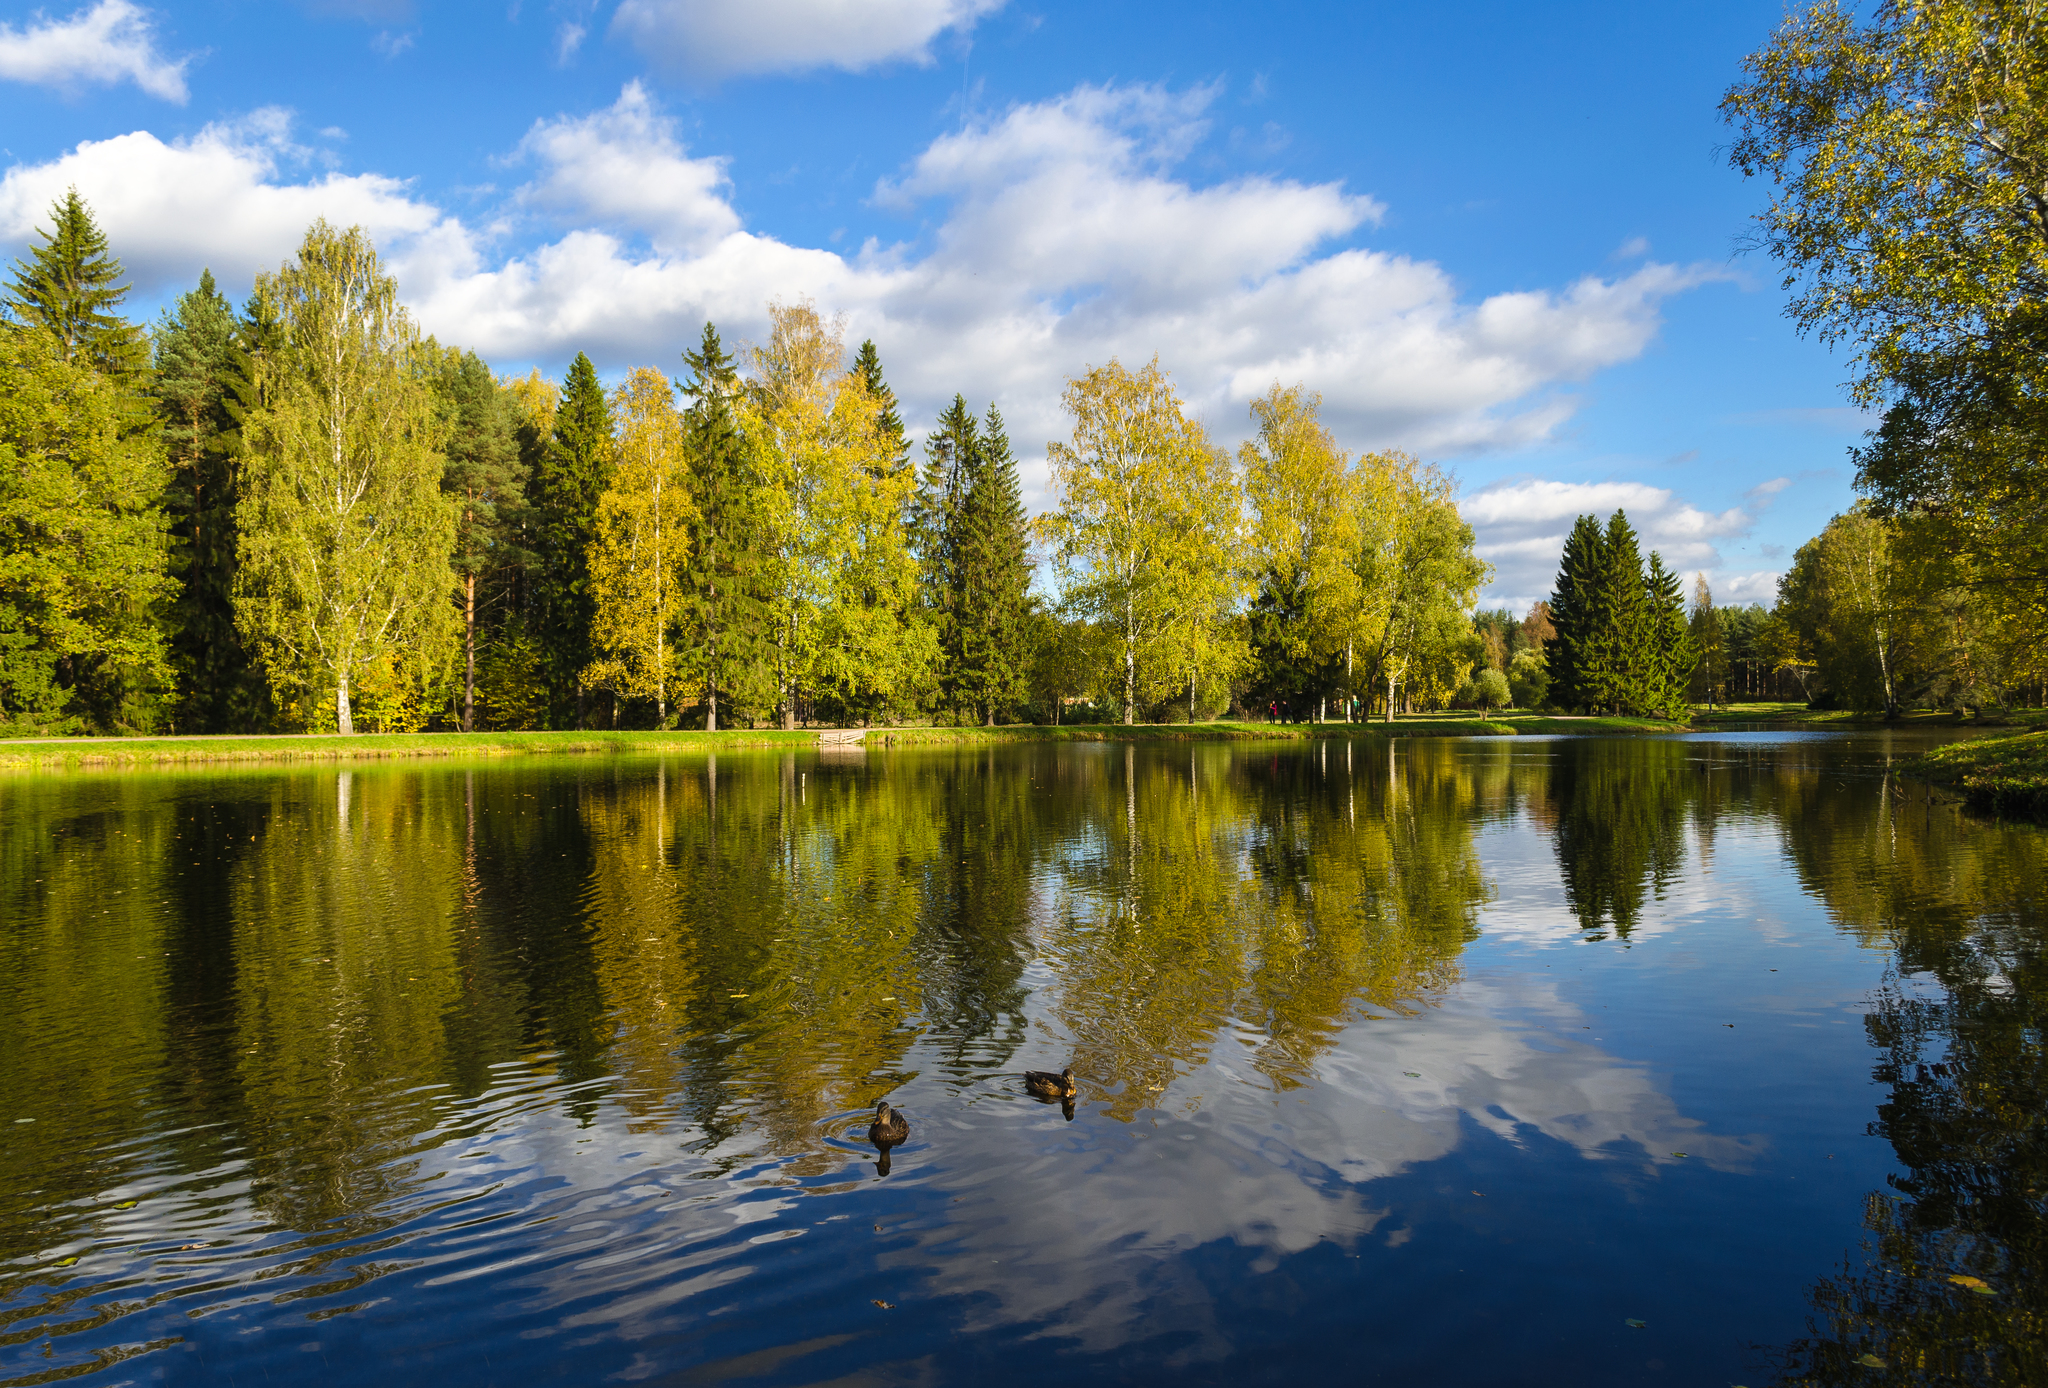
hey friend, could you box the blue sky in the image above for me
[0,0,1862,610]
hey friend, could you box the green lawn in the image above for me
[1693,701,2048,730]
[0,712,1707,771]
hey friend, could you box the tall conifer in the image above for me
[525,352,612,727]
[4,189,148,379]
[915,395,979,710]
[155,269,269,731]
[953,404,1033,722]
[680,323,770,730]
[1547,514,1605,710]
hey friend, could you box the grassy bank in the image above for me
[1903,730,2048,819]
[0,712,1699,771]
[1693,701,2048,730]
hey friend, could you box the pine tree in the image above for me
[680,322,770,730]
[3,188,147,379]
[154,269,269,732]
[953,403,1033,723]
[525,352,613,728]
[435,348,526,731]
[1584,511,1650,715]
[1546,514,1606,711]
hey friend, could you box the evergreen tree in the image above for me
[525,352,613,728]
[680,323,770,730]
[154,269,269,732]
[916,395,979,710]
[953,404,1033,723]
[1581,511,1650,715]
[851,338,910,477]
[1643,551,1694,718]
[435,348,527,731]
[3,188,148,379]
[1546,514,1606,710]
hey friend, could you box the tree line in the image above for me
[2,195,1519,737]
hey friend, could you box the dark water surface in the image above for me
[2,734,2041,1386]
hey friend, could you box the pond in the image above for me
[0,733,2040,1386]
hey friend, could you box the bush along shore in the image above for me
[0,714,1695,771]
[1905,730,2048,821]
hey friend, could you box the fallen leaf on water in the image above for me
[872,1299,894,1309]
[1624,1318,1645,1329]
[112,1200,137,1209]
[1947,1274,1995,1294]
[1856,1353,1886,1368]
[1403,1072,1421,1078]
[53,1256,77,1268]
[1670,1152,1688,1158]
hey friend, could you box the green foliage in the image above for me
[434,347,527,730]
[680,322,774,729]
[0,326,175,734]
[1687,574,1727,705]
[3,188,148,380]
[233,221,457,735]
[525,352,613,727]
[155,269,271,733]
[916,397,1034,723]
[1546,510,1693,717]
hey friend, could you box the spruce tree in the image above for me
[1546,514,1606,711]
[436,349,527,731]
[1644,552,1693,718]
[525,352,613,727]
[680,323,770,730]
[915,395,979,711]
[4,188,148,379]
[953,403,1033,723]
[1584,511,1649,715]
[851,338,910,477]
[155,269,270,732]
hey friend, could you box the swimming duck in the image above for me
[868,1100,909,1145]
[1023,1067,1077,1100]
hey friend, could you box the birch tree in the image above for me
[233,221,455,735]
[586,367,693,723]
[744,300,931,726]
[1038,358,1245,724]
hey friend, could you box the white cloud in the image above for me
[0,109,440,292]
[508,80,738,256]
[611,0,1004,80]
[0,0,189,102]
[1462,478,1767,614]
[1,82,1719,516]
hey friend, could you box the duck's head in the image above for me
[875,1101,893,1118]
[1061,1068,1076,1091]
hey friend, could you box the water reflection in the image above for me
[0,734,2041,1386]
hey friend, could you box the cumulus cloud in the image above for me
[0,0,189,102]
[0,81,1718,512]
[0,108,440,291]
[1461,478,1772,614]
[612,0,1005,81]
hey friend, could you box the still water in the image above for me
[1,734,2039,1386]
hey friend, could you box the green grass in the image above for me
[0,712,1706,772]
[1693,701,2048,730]
[1903,729,2048,820]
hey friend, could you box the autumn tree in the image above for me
[1038,357,1245,724]
[586,367,693,723]
[233,221,456,735]
[1724,1,2048,634]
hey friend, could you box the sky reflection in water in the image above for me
[0,733,2040,1386]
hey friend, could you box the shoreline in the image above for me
[0,714,1692,772]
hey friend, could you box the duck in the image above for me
[868,1100,909,1145]
[1023,1067,1077,1100]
